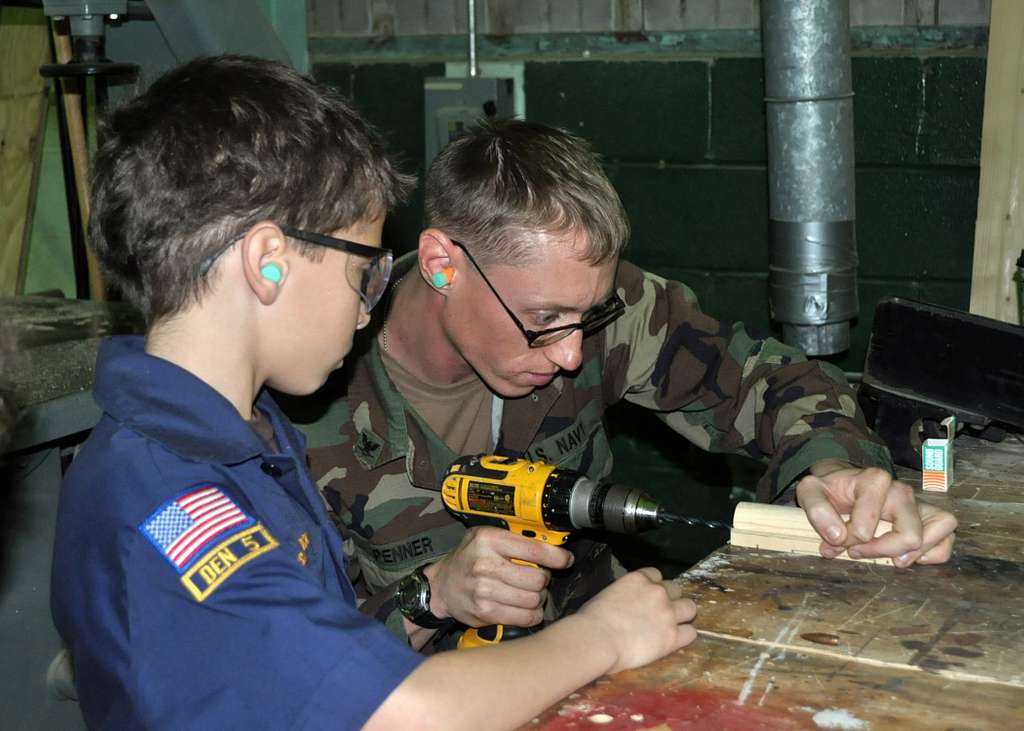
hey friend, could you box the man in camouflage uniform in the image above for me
[307,120,957,649]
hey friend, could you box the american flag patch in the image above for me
[140,485,253,573]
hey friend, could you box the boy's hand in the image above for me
[577,568,697,674]
[423,527,573,627]
[797,461,958,568]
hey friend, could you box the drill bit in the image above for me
[657,511,732,531]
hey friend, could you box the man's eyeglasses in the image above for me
[450,239,625,348]
[198,226,393,312]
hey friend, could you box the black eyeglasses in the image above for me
[198,226,393,312]
[450,240,625,348]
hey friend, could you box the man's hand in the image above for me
[796,460,957,568]
[422,526,574,627]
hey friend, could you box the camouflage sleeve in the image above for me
[316,492,410,635]
[359,581,412,640]
[314,487,415,643]
[603,261,893,501]
[305,418,415,645]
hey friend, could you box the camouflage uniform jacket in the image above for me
[307,256,892,643]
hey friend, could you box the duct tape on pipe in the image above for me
[764,92,855,103]
[769,221,856,269]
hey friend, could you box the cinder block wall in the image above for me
[536,53,982,372]
[309,0,987,569]
[310,0,986,373]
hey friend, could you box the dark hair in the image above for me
[89,55,414,323]
[424,119,628,266]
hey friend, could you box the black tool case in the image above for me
[856,298,1024,468]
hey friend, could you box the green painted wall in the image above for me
[259,0,309,72]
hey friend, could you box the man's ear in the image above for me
[241,221,289,305]
[418,228,458,293]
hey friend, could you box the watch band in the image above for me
[397,564,449,629]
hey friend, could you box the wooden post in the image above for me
[0,8,50,296]
[52,24,106,301]
[970,0,1024,324]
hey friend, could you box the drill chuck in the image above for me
[566,478,663,534]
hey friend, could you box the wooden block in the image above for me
[730,502,893,565]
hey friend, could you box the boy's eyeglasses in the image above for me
[198,226,393,312]
[450,239,625,348]
[280,227,392,312]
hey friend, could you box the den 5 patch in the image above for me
[139,484,279,601]
[180,525,278,601]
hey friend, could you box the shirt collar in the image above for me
[93,335,275,464]
[359,250,424,462]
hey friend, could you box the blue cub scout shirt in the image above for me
[51,336,421,730]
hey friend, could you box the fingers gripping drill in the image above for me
[441,454,726,648]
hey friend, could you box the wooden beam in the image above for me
[970,0,1024,324]
[52,25,106,301]
[0,7,50,296]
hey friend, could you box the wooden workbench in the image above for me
[526,436,1024,730]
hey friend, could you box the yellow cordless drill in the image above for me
[441,454,726,648]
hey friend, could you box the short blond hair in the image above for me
[424,119,629,265]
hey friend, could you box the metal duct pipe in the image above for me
[467,0,478,78]
[763,0,858,356]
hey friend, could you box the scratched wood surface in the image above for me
[525,635,1024,730]
[526,436,1024,729]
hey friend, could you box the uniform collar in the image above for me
[94,335,274,465]
[356,251,429,465]
[362,336,565,481]
[365,249,568,459]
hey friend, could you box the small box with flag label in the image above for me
[921,415,955,492]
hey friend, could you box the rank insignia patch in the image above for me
[353,429,384,469]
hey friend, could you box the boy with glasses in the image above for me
[51,56,698,729]
[308,119,957,651]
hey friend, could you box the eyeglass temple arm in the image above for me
[451,241,533,334]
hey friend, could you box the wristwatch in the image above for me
[395,564,448,629]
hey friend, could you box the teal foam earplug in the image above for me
[260,263,283,283]
[431,271,449,288]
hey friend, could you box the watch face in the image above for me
[397,571,428,618]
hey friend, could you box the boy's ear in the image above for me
[241,221,289,305]
[418,228,457,294]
